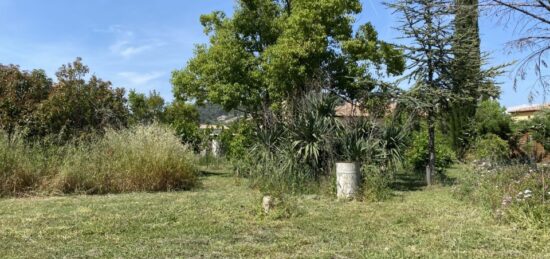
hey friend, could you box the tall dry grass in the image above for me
[0,133,62,196]
[0,125,198,196]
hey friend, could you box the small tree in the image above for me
[389,0,455,185]
[163,101,201,149]
[128,90,166,124]
[474,99,513,139]
[34,58,128,142]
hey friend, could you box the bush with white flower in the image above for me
[453,164,550,229]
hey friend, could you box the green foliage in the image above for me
[0,65,52,138]
[405,129,456,172]
[219,119,255,160]
[468,134,510,163]
[362,165,392,201]
[287,92,338,173]
[172,0,404,121]
[529,109,550,150]
[128,90,165,124]
[336,118,378,162]
[163,101,200,149]
[235,91,408,194]
[474,100,512,140]
[32,58,128,142]
[239,144,323,194]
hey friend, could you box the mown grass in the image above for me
[1,167,549,258]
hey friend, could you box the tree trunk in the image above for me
[427,109,436,186]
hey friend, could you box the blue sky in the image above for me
[0,0,545,108]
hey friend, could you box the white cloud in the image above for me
[117,71,164,86]
[106,25,165,58]
[109,40,157,58]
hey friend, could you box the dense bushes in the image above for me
[454,165,550,229]
[1,59,204,153]
[0,125,198,197]
[474,100,513,140]
[219,119,255,160]
[467,133,510,163]
[405,129,456,172]
[528,109,550,150]
[30,58,129,143]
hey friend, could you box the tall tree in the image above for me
[446,0,503,155]
[446,0,482,153]
[172,0,404,126]
[389,0,455,185]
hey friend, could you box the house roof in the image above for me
[507,104,550,114]
[334,102,369,117]
[334,102,396,117]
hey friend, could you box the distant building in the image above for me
[334,102,369,117]
[334,102,396,118]
[507,104,550,121]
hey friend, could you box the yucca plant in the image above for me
[335,118,383,163]
[287,92,338,176]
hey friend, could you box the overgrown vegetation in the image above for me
[1,1,550,257]
[454,164,550,229]
[0,125,198,197]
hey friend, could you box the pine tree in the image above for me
[388,0,455,185]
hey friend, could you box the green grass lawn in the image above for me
[1,168,550,258]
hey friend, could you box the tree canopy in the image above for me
[172,0,405,124]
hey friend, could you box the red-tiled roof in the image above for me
[507,104,550,113]
[335,102,369,117]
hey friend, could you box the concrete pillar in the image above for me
[336,162,360,199]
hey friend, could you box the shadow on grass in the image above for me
[390,171,457,192]
[198,169,232,178]
[390,172,426,191]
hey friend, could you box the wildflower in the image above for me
[501,195,512,206]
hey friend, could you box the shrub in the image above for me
[474,100,513,140]
[236,144,320,194]
[530,109,550,150]
[219,119,256,160]
[362,165,392,201]
[54,125,198,194]
[405,129,456,172]
[467,133,510,163]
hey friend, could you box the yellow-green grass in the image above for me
[1,169,549,258]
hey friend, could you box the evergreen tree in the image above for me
[446,0,481,153]
[388,0,455,185]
